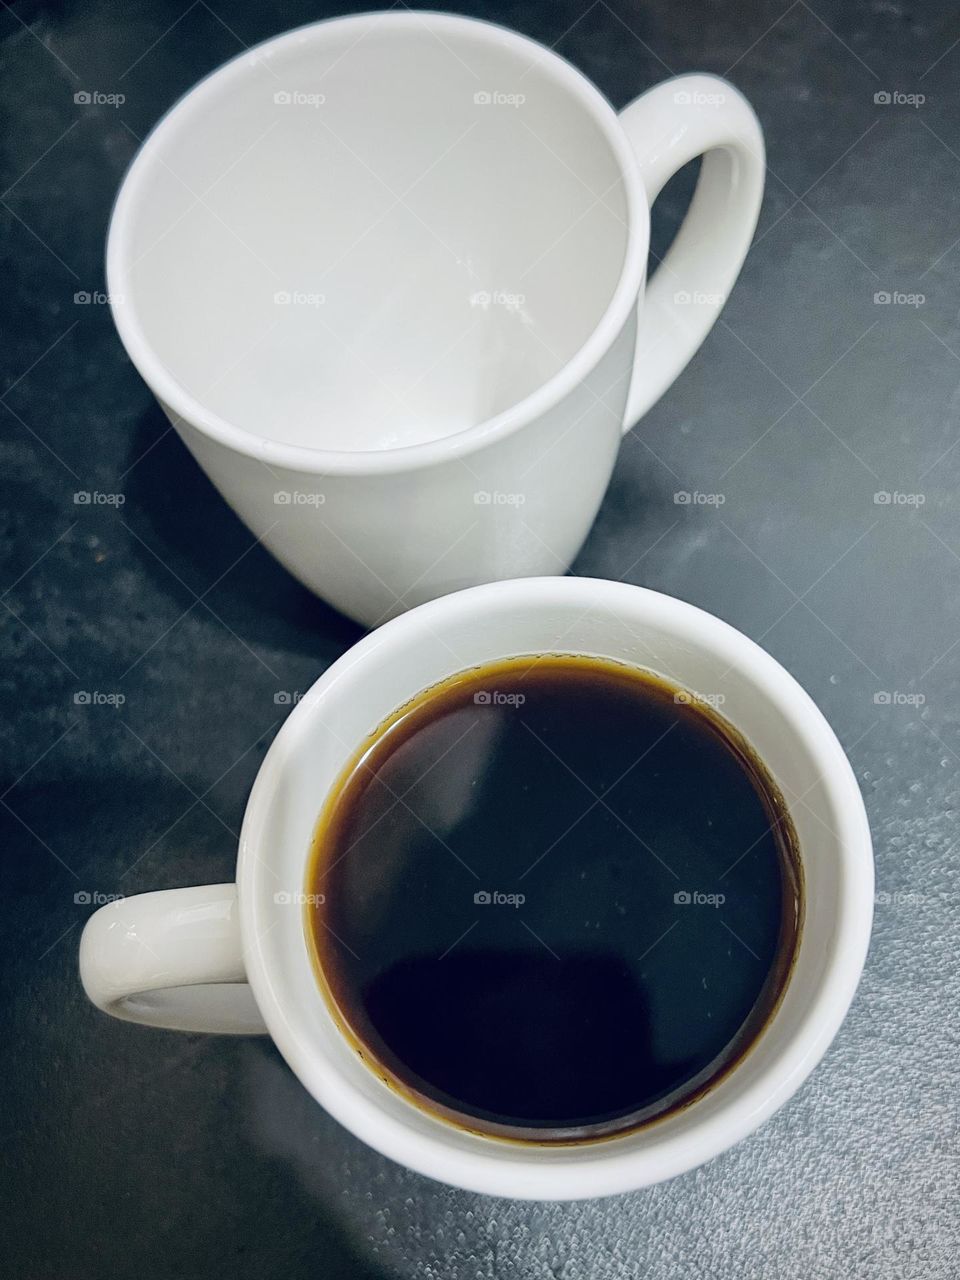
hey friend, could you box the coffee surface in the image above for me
[306,655,802,1141]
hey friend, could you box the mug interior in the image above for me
[109,15,632,453]
[239,578,872,1199]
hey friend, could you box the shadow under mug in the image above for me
[107,12,765,628]
[79,578,873,1199]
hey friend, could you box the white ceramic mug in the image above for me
[107,12,764,628]
[80,577,873,1199]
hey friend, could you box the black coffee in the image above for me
[306,655,802,1142]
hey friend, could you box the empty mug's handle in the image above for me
[79,884,268,1033]
[619,74,765,430]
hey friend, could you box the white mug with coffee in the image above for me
[107,12,764,627]
[80,578,873,1199]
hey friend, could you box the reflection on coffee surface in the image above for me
[306,655,802,1142]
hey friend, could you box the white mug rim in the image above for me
[237,577,873,1199]
[105,10,649,477]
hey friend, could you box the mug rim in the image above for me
[105,10,649,477]
[237,577,874,1199]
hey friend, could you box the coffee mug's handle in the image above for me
[619,74,765,430]
[79,884,268,1033]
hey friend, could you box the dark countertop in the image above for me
[2,0,957,1275]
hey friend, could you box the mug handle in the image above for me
[79,884,268,1033]
[618,73,765,430]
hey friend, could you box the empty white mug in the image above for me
[107,12,764,627]
[79,577,873,1199]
